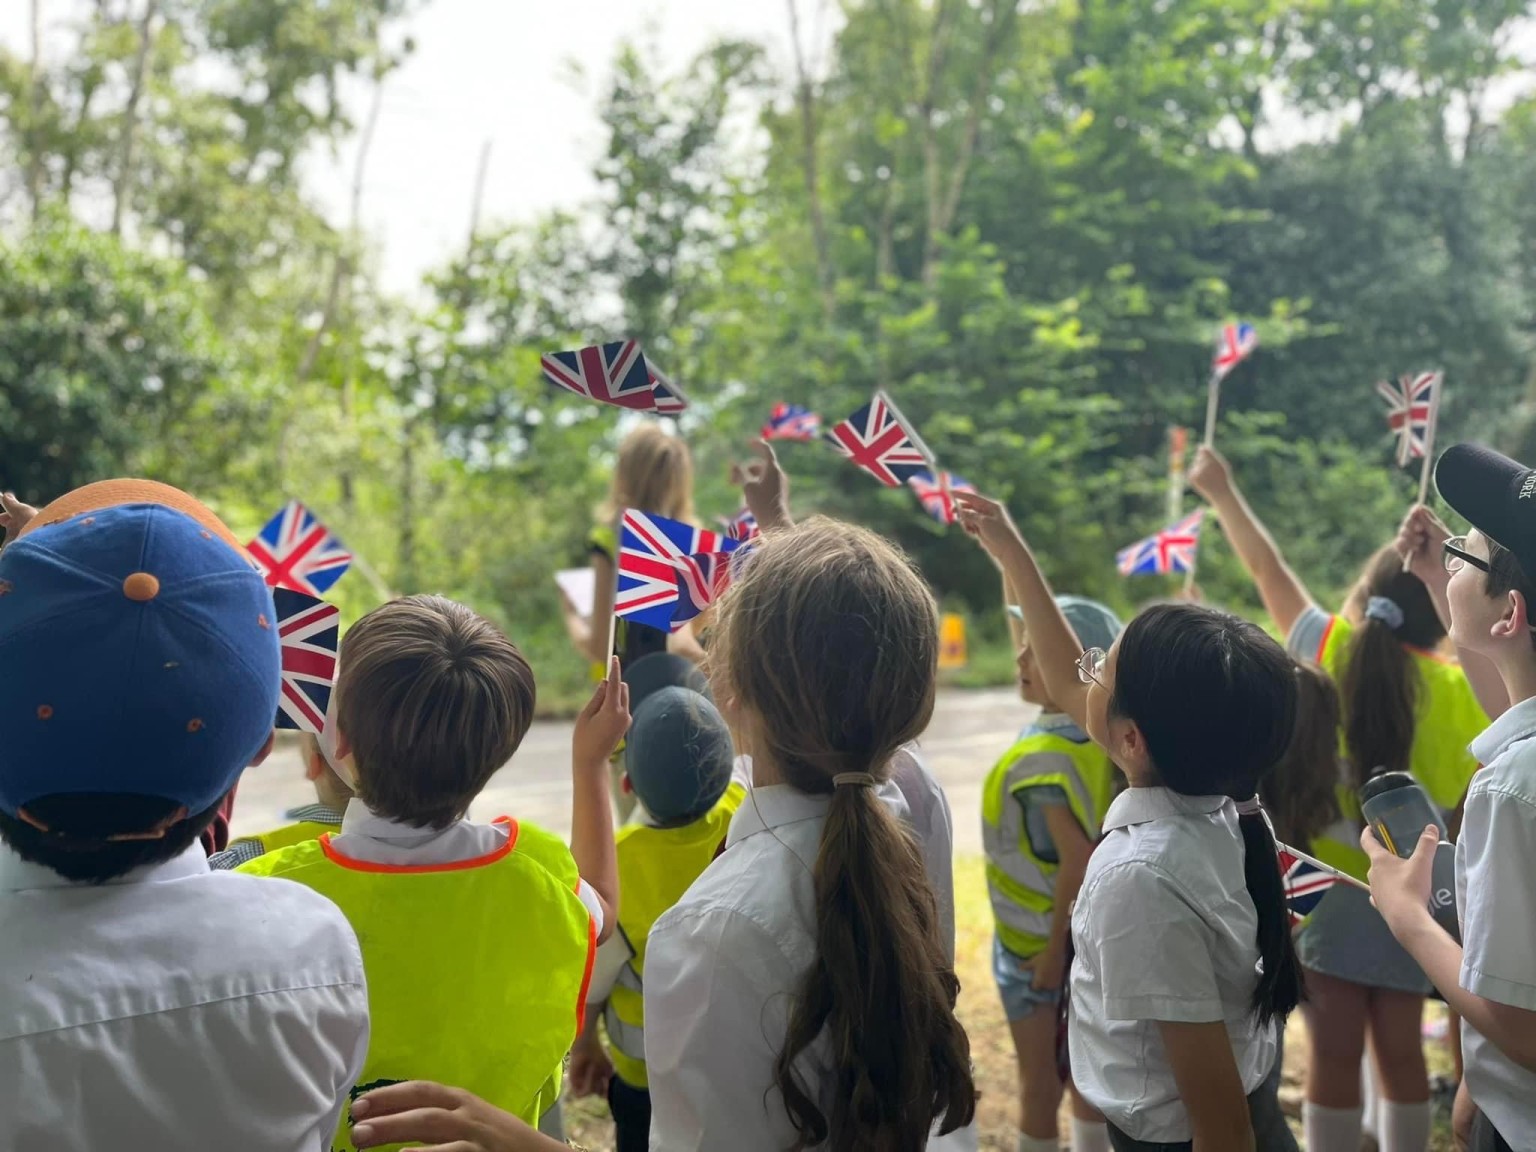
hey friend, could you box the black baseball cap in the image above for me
[1435,443,1536,579]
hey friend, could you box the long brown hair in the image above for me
[1338,545,1446,789]
[599,424,695,523]
[711,518,975,1150]
[1262,662,1342,848]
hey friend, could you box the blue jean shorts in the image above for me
[993,937,1060,1022]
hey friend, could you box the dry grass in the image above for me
[564,855,1458,1150]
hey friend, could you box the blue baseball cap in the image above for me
[0,480,281,818]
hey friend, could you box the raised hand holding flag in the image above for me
[1203,322,1258,446]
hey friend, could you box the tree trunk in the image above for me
[786,0,835,321]
[26,0,45,219]
[110,0,157,236]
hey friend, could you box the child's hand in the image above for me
[0,492,39,548]
[1026,945,1067,993]
[573,656,631,768]
[568,1029,614,1098]
[953,490,1026,560]
[351,1081,551,1151]
[731,439,791,530]
[1362,823,1439,937]
[1396,504,1451,583]
[1188,446,1234,504]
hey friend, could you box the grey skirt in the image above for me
[1296,883,1433,995]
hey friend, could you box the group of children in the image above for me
[0,426,1532,1152]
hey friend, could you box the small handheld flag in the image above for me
[248,501,353,597]
[826,394,929,487]
[541,341,656,411]
[273,589,339,735]
[720,508,760,544]
[762,403,821,442]
[616,510,741,633]
[1212,323,1259,383]
[1117,509,1205,576]
[647,363,688,415]
[907,470,976,526]
[671,547,751,627]
[1277,843,1367,927]
[1376,371,1442,469]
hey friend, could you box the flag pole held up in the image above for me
[1202,371,1222,447]
[1278,840,1371,893]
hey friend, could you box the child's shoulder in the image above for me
[495,816,579,884]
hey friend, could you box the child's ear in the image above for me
[621,774,633,796]
[303,749,324,783]
[250,731,277,768]
[1493,590,1530,641]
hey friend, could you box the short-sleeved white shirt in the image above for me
[1460,697,1536,1148]
[1069,787,1278,1143]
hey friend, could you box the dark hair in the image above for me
[712,518,975,1150]
[1261,662,1343,848]
[0,793,224,883]
[1485,539,1536,650]
[1109,603,1304,1028]
[338,595,537,829]
[1338,546,1445,790]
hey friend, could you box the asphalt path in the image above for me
[227,687,1031,854]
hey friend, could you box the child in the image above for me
[209,730,352,869]
[0,479,369,1149]
[956,489,1302,1151]
[643,518,976,1150]
[241,594,627,1148]
[571,680,746,1152]
[986,593,1122,1152]
[1190,444,1487,1152]
[1367,443,1536,1152]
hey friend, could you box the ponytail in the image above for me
[1237,807,1304,1027]
[775,784,975,1150]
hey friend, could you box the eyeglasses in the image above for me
[1444,536,1490,575]
[1077,647,1107,688]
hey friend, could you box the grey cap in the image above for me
[1009,595,1124,653]
[624,686,734,826]
[622,652,710,713]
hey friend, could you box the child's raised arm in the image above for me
[954,491,1091,732]
[569,657,629,943]
[1189,446,1316,638]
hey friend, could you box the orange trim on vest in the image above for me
[1326,611,1459,666]
[318,816,523,874]
[575,890,597,1035]
[1314,614,1336,663]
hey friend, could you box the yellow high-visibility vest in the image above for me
[1312,614,1487,879]
[982,717,1116,958]
[240,817,595,1150]
[228,818,337,856]
[604,783,744,1089]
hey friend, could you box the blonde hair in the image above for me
[710,518,975,1150]
[600,424,695,523]
[336,595,537,829]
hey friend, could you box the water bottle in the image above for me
[1359,771,1461,943]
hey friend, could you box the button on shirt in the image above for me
[1460,698,1536,1149]
[645,780,938,1151]
[1069,787,1277,1143]
[0,841,369,1152]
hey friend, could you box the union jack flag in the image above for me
[762,403,821,442]
[248,501,353,596]
[1376,371,1442,468]
[617,510,741,633]
[1278,845,1346,928]
[648,363,688,415]
[1116,509,1205,576]
[272,589,339,735]
[671,548,751,627]
[826,394,929,487]
[1212,323,1259,382]
[719,508,760,543]
[907,470,976,526]
[541,340,656,411]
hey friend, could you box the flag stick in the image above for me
[1403,377,1443,571]
[1277,840,1372,893]
[1167,425,1188,524]
[1180,513,1202,599]
[1202,370,1223,447]
[876,388,938,473]
[604,514,622,663]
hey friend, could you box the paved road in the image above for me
[228,687,1030,855]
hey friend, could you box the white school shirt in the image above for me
[328,799,605,934]
[1460,698,1536,1149]
[646,779,967,1151]
[0,840,369,1152]
[1068,786,1278,1143]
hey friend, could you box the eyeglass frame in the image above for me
[1443,536,1490,575]
[1077,647,1108,688]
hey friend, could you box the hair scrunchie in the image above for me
[832,772,877,788]
[1365,596,1405,631]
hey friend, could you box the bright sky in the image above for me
[2,0,811,294]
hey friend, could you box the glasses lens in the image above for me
[1079,648,1105,684]
[1444,537,1466,573]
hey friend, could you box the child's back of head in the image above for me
[337,594,536,829]
[1261,661,1343,849]
[625,686,733,827]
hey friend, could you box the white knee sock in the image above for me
[1071,1117,1110,1152]
[1379,1100,1432,1152]
[1017,1135,1058,1152]
[1362,1058,1381,1137]
[1302,1102,1363,1152]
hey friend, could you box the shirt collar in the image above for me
[0,839,210,893]
[1029,711,1089,740]
[283,802,346,826]
[338,797,458,847]
[1470,695,1536,765]
[726,785,831,847]
[1101,785,1231,833]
